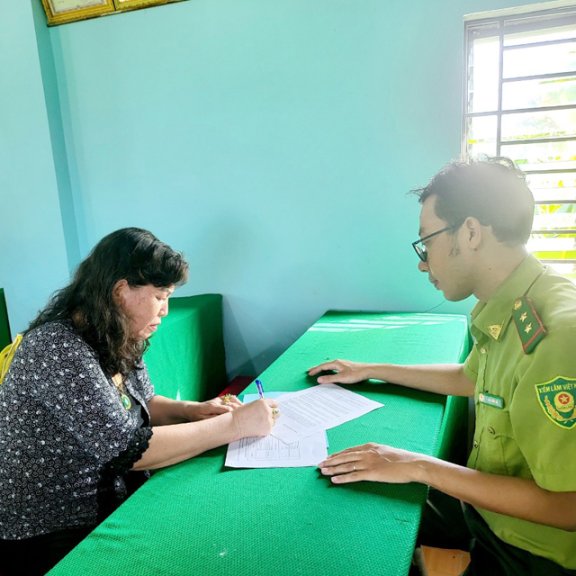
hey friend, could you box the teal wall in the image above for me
[0,0,69,339]
[2,0,540,376]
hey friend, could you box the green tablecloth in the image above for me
[49,311,469,576]
[144,294,227,401]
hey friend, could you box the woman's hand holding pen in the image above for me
[231,399,279,439]
[308,359,372,385]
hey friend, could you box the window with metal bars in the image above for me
[464,5,576,279]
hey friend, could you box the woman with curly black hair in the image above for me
[0,228,277,576]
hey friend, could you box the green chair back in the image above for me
[0,288,12,349]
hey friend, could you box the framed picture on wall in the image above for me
[40,0,115,25]
[113,0,168,10]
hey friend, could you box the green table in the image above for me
[49,311,470,576]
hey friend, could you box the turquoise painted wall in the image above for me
[0,0,69,337]
[3,0,540,375]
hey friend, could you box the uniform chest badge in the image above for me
[535,378,576,429]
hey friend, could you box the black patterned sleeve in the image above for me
[97,424,154,520]
[106,425,153,474]
[22,323,151,468]
[137,361,155,402]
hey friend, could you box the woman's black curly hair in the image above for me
[28,227,189,376]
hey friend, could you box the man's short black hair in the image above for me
[414,157,535,246]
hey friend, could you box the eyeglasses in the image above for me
[411,226,455,263]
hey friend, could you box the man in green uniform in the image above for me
[309,158,576,575]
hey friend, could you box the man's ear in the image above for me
[463,217,483,250]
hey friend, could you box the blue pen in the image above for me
[255,379,265,399]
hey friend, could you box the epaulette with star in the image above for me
[512,296,547,354]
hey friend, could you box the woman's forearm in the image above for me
[133,412,238,470]
[147,394,196,425]
[133,398,276,470]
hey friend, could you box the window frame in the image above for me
[463,5,576,273]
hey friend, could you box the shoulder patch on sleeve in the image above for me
[535,378,576,429]
[512,296,547,354]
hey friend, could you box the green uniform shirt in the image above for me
[463,255,576,569]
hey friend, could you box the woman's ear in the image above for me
[112,279,129,305]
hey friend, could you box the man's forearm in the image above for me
[364,363,474,397]
[413,456,576,531]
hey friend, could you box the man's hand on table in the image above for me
[318,443,426,485]
[308,359,372,385]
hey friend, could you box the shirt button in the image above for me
[473,440,479,448]
[488,427,495,435]
[480,348,487,354]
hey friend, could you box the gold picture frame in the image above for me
[41,0,115,25]
[113,0,168,11]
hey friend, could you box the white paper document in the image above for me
[225,430,328,468]
[271,384,384,444]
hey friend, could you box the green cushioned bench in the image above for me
[49,310,470,576]
[144,294,228,401]
[0,288,12,350]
